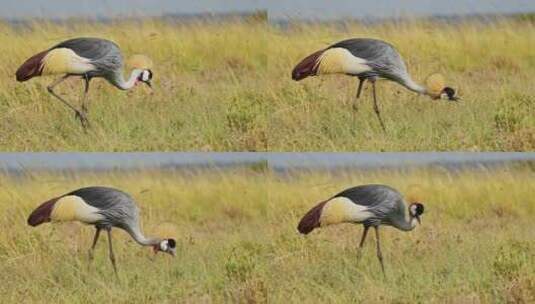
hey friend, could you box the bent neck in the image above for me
[126,225,161,247]
[111,69,142,90]
[393,215,418,231]
[401,77,427,95]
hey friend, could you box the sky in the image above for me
[1,0,535,20]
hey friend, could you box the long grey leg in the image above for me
[374,226,386,277]
[76,75,91,129]
[354,78,365,110]
[46,75,89,128]
[47,75,78,112]
[88,227,101,261]
[106,228,119,278]
[371,80,387,133]
[356,225,370,263]
[81,74,90,114]
[352,78,365,132]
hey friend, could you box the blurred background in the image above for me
[1,152,534,302]
[2,1,535,151]
[2,152,535,173]
[1,0,534,21]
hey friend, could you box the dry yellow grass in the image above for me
[267,18,535,150]
[0,18,268,151]
[1,18,534,151]
[0,165,533,303]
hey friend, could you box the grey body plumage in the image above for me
[298,184,424,276]
[67,186,138,229]
[333,184,408,228]
[328,38,409,83]
[27,186,175,277]
[292,37,458,132]
[53,38,124,79]
[16,37,153,129]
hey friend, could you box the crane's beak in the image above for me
[416,215,422,225]
[145,81,152,89]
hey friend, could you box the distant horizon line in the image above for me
[2,9,534,24]
[1,152,534,174]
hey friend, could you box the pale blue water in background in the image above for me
[1,153,534,173]
[1,0,534,21]
[2,2,535,174]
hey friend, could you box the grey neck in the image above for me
[392,215,418,231]
[126,225,161,247]
[109,69,141,90]
[401,77,427,95]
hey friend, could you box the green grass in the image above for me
[0,19,268,151]
[268,19,535,151]
[1,18,534,151]
[0,166,534,303]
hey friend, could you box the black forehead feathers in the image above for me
[167,239,176,248]
[146,69,153,80]
[443,87,455,96]
[415,203,424,215]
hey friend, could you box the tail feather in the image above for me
[291,49,324,81]
[27,197,59,227]
[16,50,48,82]
[297,200,327,234]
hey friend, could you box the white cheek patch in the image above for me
[141,71,150,82]
[410,204,417,215]
[160,241,168,251]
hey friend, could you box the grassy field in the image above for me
[0,165,533,303]
[1,18,534,151]
[269,19,535,151]
[0,18,268,151]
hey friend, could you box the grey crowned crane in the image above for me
[16,37,153,128]
[27,186,175,276]
[292,38,458,132]
[297,184,425,275]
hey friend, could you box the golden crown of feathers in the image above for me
[152,222,178,239]
[405,184,426,203]
[127,54,153,70]
[425,73,446,97]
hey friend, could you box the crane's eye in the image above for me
[410,203,424,216]
[442,87,457,101]
[415,203,424,215]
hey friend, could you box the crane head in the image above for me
[154,238,176,256]
[409,203,425,224]
[137,69,153,88]
[425,73,458,101]
[441,87,458,101]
